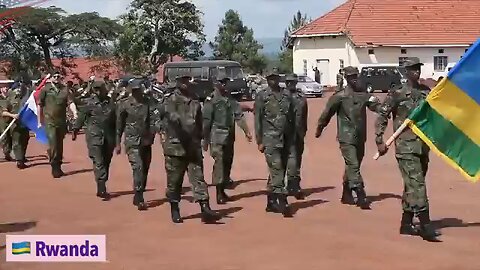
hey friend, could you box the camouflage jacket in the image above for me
[74,95,116,146]
[116,94,160,148]
[375,83,430,155]
[3,87,31,130]
[290,91,308,143]
[160,89,203,157]
[317,86,381,144]
[254,87,295,148]
[38,82,69,127]
[202,90,249,145]
[0,94,8,128]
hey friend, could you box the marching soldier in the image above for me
[37,72,70,178]
[1,78,31,168]
[254,69,295,217]
[72,81,116,200]
[315,66,381,210]
[116,79,160,211]
[336,69,344,92]
[285,74,308,200]
[161,74,220,224]
[375,57,440,242]
[202,75,253,204]
[0,86,13,161]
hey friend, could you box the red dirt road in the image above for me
[1,93,480,270]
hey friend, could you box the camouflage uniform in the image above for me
[0,93,12,160]
[285,74,308,198]
[254,71,295,216]
[160,75,219,223]
[116,81,160,210]
[38,82,69,177]
[317,66,381,208]
[74,82,116,199]
[203,81,251,203]
[4,86,31,167]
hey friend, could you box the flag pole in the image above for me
[373,121,409,160]
[0,119,16,141]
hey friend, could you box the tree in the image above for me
[210,10,265,73]
[278,11,310,73]
[0,6,121,78]
[114,0,205,75]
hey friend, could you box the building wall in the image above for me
[293,35,468,85]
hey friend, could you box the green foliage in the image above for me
[209,10,265,73]
[278,11,311,74]
[0,6,120,78]
[114,0,205,75]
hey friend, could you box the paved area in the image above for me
[1,93,480,270]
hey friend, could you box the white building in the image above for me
[291,0,480,86]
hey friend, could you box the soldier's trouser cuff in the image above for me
[166,191,181,203]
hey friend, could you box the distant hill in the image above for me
[202,37,282,58]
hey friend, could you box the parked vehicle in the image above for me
[359,66,406,93]
[163,60,248,101]
[296,75,323,97]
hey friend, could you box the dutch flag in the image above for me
[17,75,49,144]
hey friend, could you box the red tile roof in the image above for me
[0,56,183,82]
[293,0,480,46]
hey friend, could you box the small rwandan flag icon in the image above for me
[12,241,31,255]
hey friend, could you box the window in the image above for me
[190,67,203,79]
[303,60,307,75]
[226,66,244,79]
[438,49,444,54]
[399,57,408,66]
[401,49,407,54]
[339,59,344,69]
[368,49,375,55]
[297,76,313,82]
[434,56,448,71]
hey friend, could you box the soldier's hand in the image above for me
[257,144,265,153]
[12,113,19,120]
[202,141,209,152]
[377,143,388,156]
[245,132,253,142]
[115,144,122,155]
[315,127,323,138]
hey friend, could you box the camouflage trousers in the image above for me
[396,153,429,213]
[45,124,67,166]
[1,123,12,157]
[11,126,30,162]
[286,139,304,192]
[126,145,152,192]
[87,140,115,183]
[264,146,289,194]
[164,151,209,203]
[339,143,365,189]
[209,142,234,186]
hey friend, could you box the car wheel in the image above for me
[366,84,374,93]
[250,90,256,101]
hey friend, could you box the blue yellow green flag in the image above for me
[12,241,31,255]
[406,38,480,182]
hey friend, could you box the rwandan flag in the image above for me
[406,38,480,182]
[12,241,31,255]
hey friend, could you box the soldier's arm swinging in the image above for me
[374,92,396,155]
[233,100,252,141]
[366,95,382,113]
[254,93,264,150]
[115,103,127,154]
[202,99,213,150]
[37,88,47,128]
[316,94,340,137]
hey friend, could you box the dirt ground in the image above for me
[1,92,480,270]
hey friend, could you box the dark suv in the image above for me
[359,66,406,93]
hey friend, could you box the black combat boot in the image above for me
[96,181,110,201]
[340,182,355,205]
[4,153,12,161]
[288,179,305,200]
[216,183,230,205]
[265,193,279,213]
[418,211,441,242]
[133,191,147,211]
[399,211,418,235]
[277,194,293,217]
[170,202,183,223]
[354,186,371,210]
[224,178,235,190]
[16,161,27,169]
[51,165,64,178]
[199,200,220,223]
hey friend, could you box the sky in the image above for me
[40,0,346,41]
